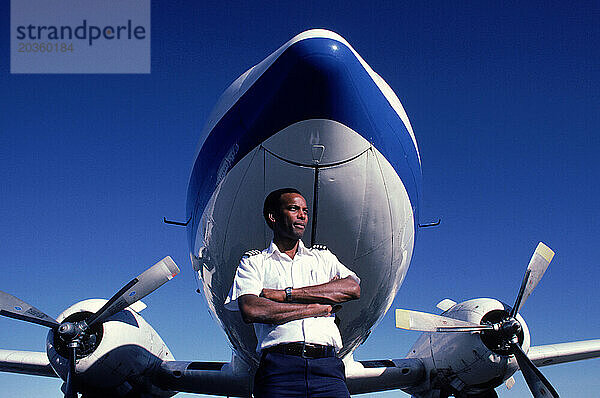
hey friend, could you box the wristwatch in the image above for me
[285,287,293,302]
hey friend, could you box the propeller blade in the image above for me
[0,291,60,329]
[395,309,494,333]
[64,343,78,398]
[511,342,559,398]
[85,256,179,328]
[511,242,554,317]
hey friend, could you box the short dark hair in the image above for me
[263,188,303,229]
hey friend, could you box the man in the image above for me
[225,188,360,397]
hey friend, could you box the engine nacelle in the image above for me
[405,298,530,397]
[46,299,175,397]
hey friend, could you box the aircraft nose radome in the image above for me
[232,34,384,149]
[284,33,352,61]
[276,35,360,84]
[281,29,356,62]
[289,29,349,45]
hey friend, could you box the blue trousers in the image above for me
[253,351,350,398]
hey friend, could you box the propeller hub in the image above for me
[480,309,525,355]
[58,320,89,340]
[499,318,522,338]
[58,322,76,338]
[54,312,103,360]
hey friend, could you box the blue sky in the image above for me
[1,1,599,397]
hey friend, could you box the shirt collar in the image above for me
[266,239,309,258]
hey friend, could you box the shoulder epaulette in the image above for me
[242,249,261,258]
[311,244,328,251]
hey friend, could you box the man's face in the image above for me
[271,193,308,241]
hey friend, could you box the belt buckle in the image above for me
[301,342,309,359]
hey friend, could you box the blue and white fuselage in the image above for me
[186,29,422,365]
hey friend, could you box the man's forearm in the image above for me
[261,276,360,305]
[238,294,335,325]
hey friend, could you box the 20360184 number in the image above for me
[18,42,74,53]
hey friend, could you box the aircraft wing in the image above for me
[154,356,426,396]
[0,346,425,397]
[1,344,599,397]
[344,357,425,395]
[528,339,600,367]
[0,349,58,378]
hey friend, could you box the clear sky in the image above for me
[1,1,598,397]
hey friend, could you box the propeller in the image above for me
[0,256,180,398]
[511,339,559,398]
[395,242,558,398]
[510,242,554,318]
[396,309,495,333]
[85,256,180,328]
[64,342,78,398]
[0,291,60,329]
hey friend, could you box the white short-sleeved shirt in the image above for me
[224,240,359,353]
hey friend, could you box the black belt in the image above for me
[263,342,336,359]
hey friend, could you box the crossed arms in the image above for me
[238,276,360,325]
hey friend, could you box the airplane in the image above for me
[1,29,599,398]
